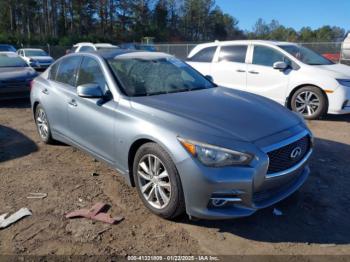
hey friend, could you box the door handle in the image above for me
[248,70,259,74]
[42,88,49,95]
[68,99,77,107]
[236,69,246,73]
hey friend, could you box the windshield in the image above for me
[278,45,333,65]
[25,50,47,56]
[108,56,214,96]
[0,53,28,67]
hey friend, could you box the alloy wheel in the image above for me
[36,108,49,140]
[137,154,171,209]
[295,91,320,116]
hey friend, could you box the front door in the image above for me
[246,45,291,105]
[67,56,116,163]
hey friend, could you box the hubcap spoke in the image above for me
[158,186,170,205]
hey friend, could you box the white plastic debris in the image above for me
[27,193,47,199]
[273,208,283,216]
[0,208,32,229]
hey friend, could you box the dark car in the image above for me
[119,43,156,52]
[0,52,38,100]
[0,44,16,52]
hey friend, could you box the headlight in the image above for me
[337,79,350,87]
[178,138,253,167]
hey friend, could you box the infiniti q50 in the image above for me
[30,50,313,219]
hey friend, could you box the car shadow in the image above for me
[0,98,31,109]
[315,114,350,123]
[0,125,38,163]
[179,137,350,244]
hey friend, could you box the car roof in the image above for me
[21,48,45,51]
[84,49,171,60]
[194,40,298,48]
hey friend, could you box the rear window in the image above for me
[55,56,82,86]
[188,46,217,63]
[219,45,247,63]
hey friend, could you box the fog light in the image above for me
[211,199,228,207]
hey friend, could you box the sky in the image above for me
[216,0,350,31]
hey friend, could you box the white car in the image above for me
[72,42,119,53]
[187,40,350,119]
[17,48,54,71]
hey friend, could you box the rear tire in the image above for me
[290,86,327,120]
[35,104,55,144]
[133,142,185,219]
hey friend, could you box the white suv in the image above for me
[187,40,350,119]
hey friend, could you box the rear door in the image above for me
[187,46,217,76]
[67,56,116,163]
[211,44,248,90]
[246,45,291,104]
[42,56,82,137]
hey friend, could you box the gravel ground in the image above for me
[0,99,349,257]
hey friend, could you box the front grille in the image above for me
[267,135,310,174]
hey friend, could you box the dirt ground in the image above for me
[0,99,350,258]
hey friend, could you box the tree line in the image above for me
[0,0,347,46]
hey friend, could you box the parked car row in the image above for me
[3,40,350,220]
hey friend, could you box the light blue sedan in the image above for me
[30,50,313,220]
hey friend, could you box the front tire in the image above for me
[35,104,54,144]
[133,142,185,219]
[291,86,327,120]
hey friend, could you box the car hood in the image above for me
[312,63,350,79]
[29,56,53,61]
[130,87,301,142]
[0,67,37,80]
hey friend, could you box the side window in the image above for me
[77,57,107,91]
[56,56,82,87]
[252,45,289,67]
[188,46,216,63]
[219,45,247,63]
[49,61,60,81]
[79,46,95,52]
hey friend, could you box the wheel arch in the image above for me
[32,101,40,118]
[287,84,329,110]
[127,138,155,187]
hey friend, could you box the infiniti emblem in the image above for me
[290,146,302,159]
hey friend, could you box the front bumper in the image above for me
[327,84,350,114]
[176,132,312,220]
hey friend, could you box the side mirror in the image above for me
[205,75,214,82]
[273,61,288,70]
[77,83,103,98]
